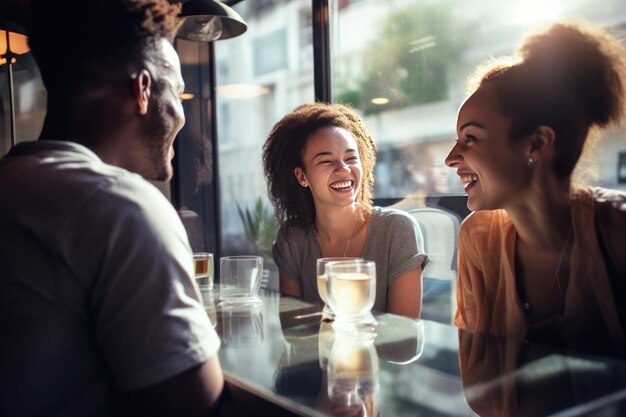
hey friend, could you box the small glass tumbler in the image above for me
[219,255,263,305]
[193,252,214,291]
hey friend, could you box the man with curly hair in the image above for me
[0,1,224,415]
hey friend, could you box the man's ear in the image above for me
[131,69,151,115]
[528,125,556,162]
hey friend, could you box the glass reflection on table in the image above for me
[216,302,264,347]
[326,330,379,417]
[319,321,335,370]
[202,291,217,326]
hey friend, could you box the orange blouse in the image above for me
[454,187,626,355]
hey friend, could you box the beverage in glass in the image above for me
[193,252,214,291]
[326,259,376,330]
[317,257,362,319]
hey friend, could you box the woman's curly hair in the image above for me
[262,103,377,229]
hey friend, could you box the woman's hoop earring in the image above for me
[527,157,534,168]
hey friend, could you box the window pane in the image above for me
[215,0,315,291]
[173,39,218,253]
[330,2,626,412]
[331,0,626,207]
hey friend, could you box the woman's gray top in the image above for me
[272,206,428,312]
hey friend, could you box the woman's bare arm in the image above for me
[387,268,422,318]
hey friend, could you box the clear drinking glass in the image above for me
[326,259,376,331]
[193,252,214,291]
[317,257,362,320]
[219,255,263,305]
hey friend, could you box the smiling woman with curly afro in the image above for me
[263,102,428,318]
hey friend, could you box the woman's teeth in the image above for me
[330,180,352,190]
[460,174,478,187]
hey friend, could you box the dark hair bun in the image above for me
[518,20,626,128]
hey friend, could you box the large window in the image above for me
[214,0,626,311]
[329,0,626,328]
[215,0,315,291]
[331,0,626,207]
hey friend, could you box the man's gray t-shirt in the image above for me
[0,141,220,416]
[273,207,428,312]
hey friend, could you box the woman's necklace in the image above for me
[522,227,573,312]
[319,210,359,258]
[342,212,359,257]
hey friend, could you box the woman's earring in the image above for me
[527,157,534,168]
[301,181,308,187]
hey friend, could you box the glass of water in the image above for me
[317,257,362,320]
[326,259,376,331]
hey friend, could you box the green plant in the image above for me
[236,197,279,259]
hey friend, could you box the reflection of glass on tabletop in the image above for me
[216,303,264,347]
[327,331,379,416]
[204,294,217,328]
[374,315,425,365]
[318,321,335,370]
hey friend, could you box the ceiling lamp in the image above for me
[177,0,247,42]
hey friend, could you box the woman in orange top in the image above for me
[445,20,626,356]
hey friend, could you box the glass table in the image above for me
[203,287,626,416]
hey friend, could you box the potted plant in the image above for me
[236,197,280,289]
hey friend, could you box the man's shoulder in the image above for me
[3,140,148,193]
[50,142,167,206]
[21,142,174,224]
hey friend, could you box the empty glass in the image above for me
[219,255,263,305]
[326,259,376,331]
[317,257,362,320]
